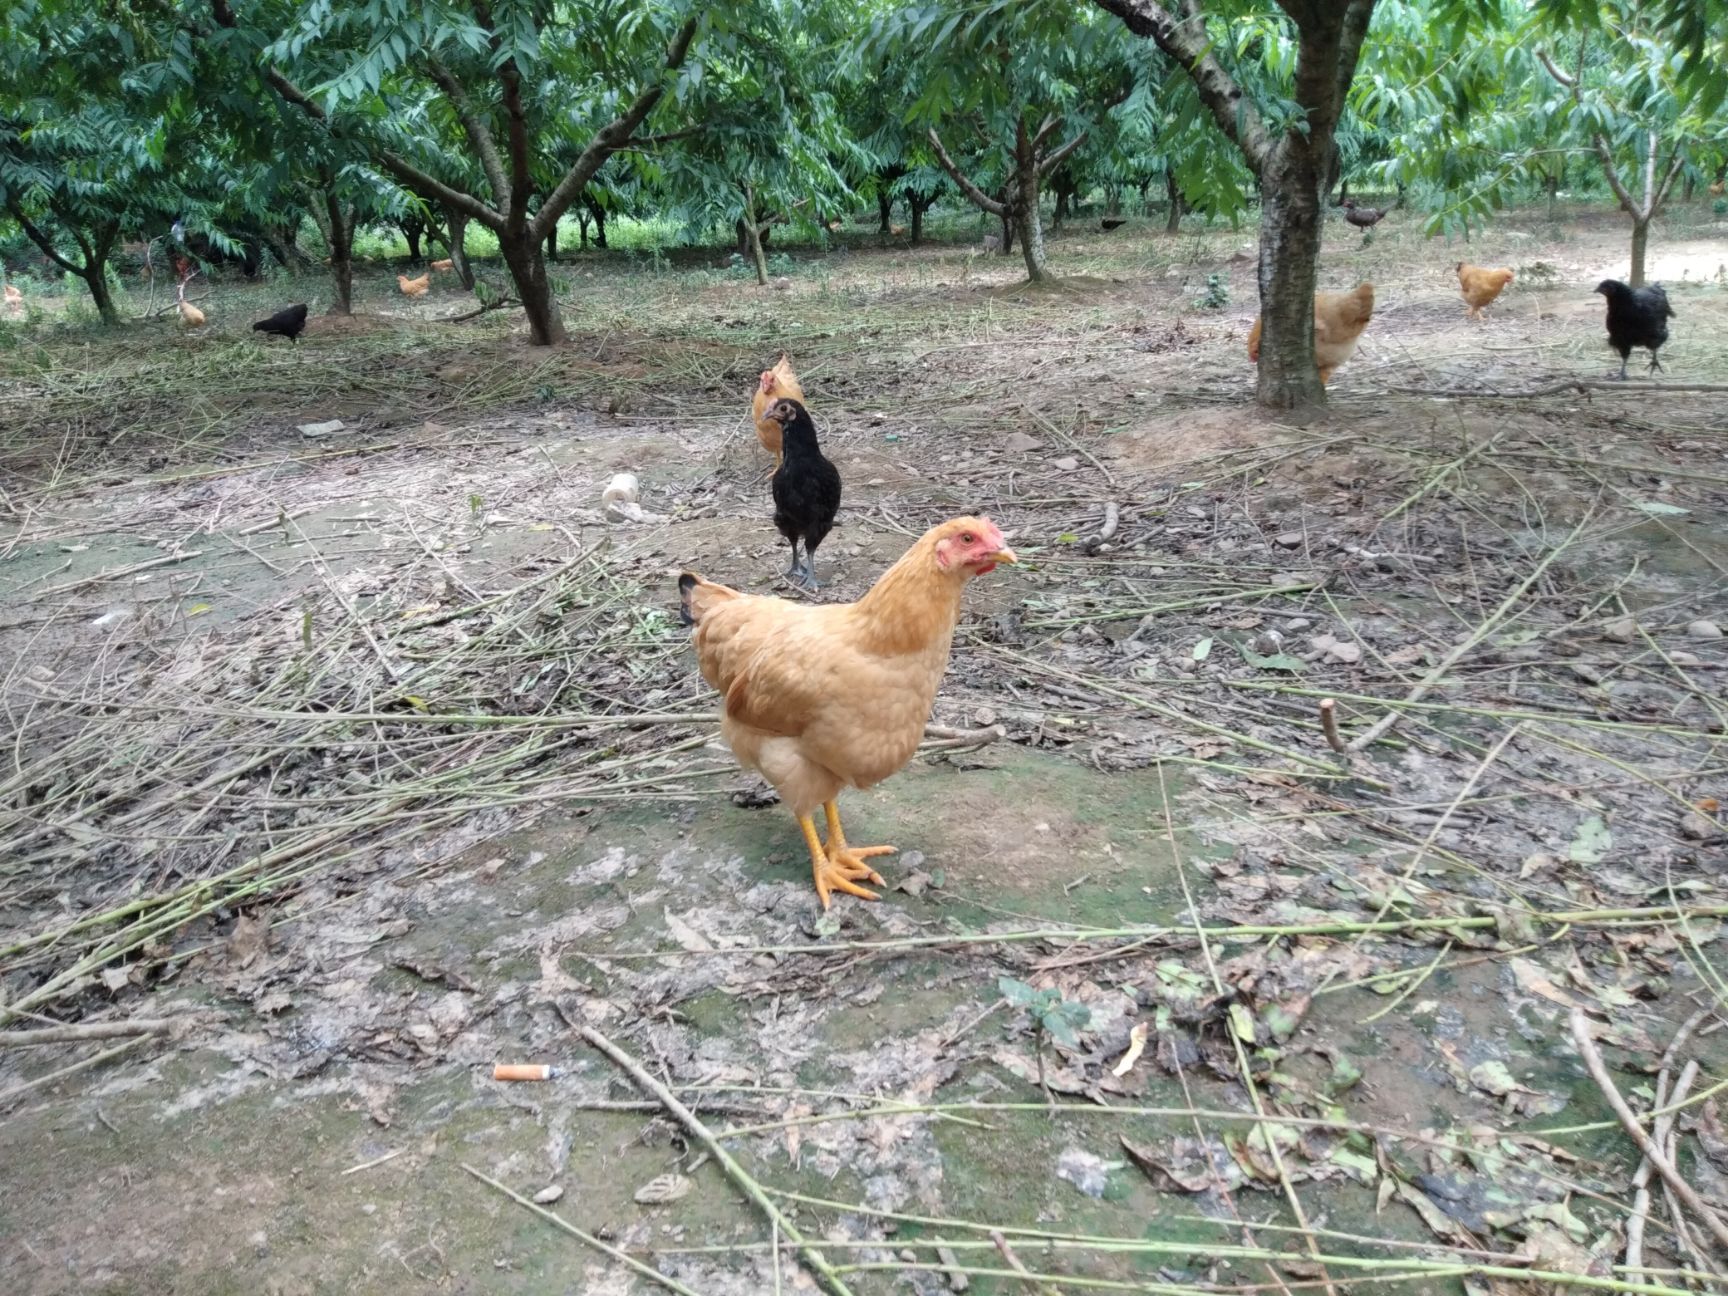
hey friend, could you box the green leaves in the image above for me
[997,975,1093,1047]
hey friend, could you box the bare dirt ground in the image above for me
[2,203,1727,1295]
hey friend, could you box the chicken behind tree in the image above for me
[760,398,841,590]
[1595,279,1674,379]
[252,303,309,343]
[1246,283,1375,385]
[678,516,1016,909]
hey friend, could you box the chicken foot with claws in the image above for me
[798,801,893,908]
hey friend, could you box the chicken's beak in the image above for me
[989,546,1019,565]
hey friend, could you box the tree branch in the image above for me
[473,1,532,228]
[531,16,699,241]
[1092,0,1272,173]
[208,0,500,229]
[1536,47,1637,213]
[1653,148,1686,212]
[424,55,510,212]
[927,128,1008,217]
[1031,113,1063,154]
[7,200,85,273]
[1039,128,1091,176]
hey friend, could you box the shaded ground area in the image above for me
[3,204,1728,1294]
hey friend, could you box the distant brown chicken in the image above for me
[430,258,455,272]
[1456,263,1514,321]
[397,273,430,298]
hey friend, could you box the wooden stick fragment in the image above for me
[1318,698,1345,754]
[0,1018,175,1048]
[1569,1008,1728,1253]
[565,1012,860,1296]
[990,1230,1064,1295]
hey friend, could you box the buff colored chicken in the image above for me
[1457,263,1514,321]
[176,282,206,328]
[398,273,430,298]
[1246,283,1375,385]
[4,281,22,315]
[430,258,455,272]
[679,516,1017,908]
[751,353,804,470]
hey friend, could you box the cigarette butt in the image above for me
[493,1063,554,1082]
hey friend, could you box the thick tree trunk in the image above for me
[877,190,893,234]
[499,229,564,344]
[447,209,475,290]
[1165,172,1183,233]
[1629,217,1650,287]
[545,220,558,263]
[400,216,424,263]
[577,209,591,248]
[1052,178,1073,230]
[998,208,1014,254]
[1254,147,1327,412]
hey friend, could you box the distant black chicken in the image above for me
[252,303,309,343]
[760,397,840,591]
[1594,279,1674,379]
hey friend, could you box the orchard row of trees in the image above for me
[2,0,1724,407]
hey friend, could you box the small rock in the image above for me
[1001,432,1043,453]
[1274,531,1304,548]
[1051,456,1080,472]
[1679,812,1721,842]
[1670,650,1702,667]
[1569,662,1605,685]
[1686,620,1723,640]
[1603,617,1638,643]
[532,1185,565,1205]
[1325,641,1362,665]
[297,419,346,438]
[937,1245,970,1291]
[1284,617,1313,632]
[1309,633,1338,652]
[1251,630,1284,656]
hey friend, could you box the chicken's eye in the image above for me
[960,532,976,544]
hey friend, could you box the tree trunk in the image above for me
[742,185,769,286]
[1165,172,1183,233]
[400,216,424,263]
[1629,217,1650,287]
[1546,173,1559,221]
[82,264,119,326]
[1014,124,1050,283]
[545,220,558,263]
[447,208,475,290]
[877,190,893,234]
[998,208,1014,254]
[324,193,355,315]
[1254,146,1327,412]
[584,196,608,249]
[499,228,564,344]
[910,194,932,246]
[577,209,591,248]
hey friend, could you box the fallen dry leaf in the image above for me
[1111,1022,1150,1077]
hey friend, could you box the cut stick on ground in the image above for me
[1318,698,1345,753]
[463,1163,703,1296]
[1569,1007,1728,1253]
[0,1036,152,1107]
[0,1018,176,1048]
[1082,501,1119,556]
[990,1229,1065,1294]
[564,1011,860,1296]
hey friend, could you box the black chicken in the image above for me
[1594,279,1674,379]
[1342,199,1387,231]
[760,398,840,591]
[252,303,309,343]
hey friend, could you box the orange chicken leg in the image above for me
[798,802,893,908]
